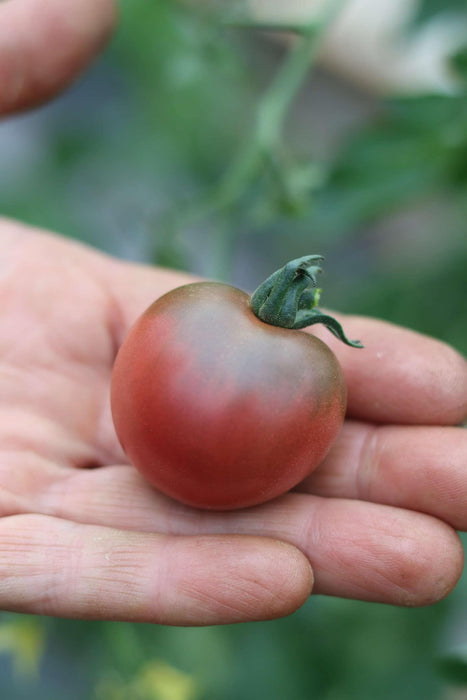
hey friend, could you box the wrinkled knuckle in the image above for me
[355,425,380,501]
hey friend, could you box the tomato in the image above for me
[111,256,361,510]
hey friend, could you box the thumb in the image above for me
[0,0,117,115]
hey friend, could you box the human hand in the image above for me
[1,220,466,625]
[2,0,467,626]
[0,0,117,115]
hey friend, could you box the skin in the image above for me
[0,0,117,115]
[0,0,466,625]
[1,220,467,624]
[111,283,346,509]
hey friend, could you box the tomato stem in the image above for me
[250,256,363,348]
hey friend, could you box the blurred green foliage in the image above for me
[412,0,467,25]
[0,597,455,700]
[1,0,467,698]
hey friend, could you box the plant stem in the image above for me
[256,26,322,152]
[212,0,346,214]
[153,0,347,272]
[250,254,363,347]
[230,0,347,165]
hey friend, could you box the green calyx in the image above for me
[250,256,363,348]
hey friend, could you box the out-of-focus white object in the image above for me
[245,0,467,94]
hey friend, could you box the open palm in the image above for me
[1,0,466,625]
[1,220,466,625]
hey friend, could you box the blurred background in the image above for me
[1,0,467,697]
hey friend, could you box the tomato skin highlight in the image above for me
[111,282,347,510]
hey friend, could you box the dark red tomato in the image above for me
[111,281,347,510]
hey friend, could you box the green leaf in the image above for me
[450,43,467,83]
[412,0,467,26]
[436,647,467,686]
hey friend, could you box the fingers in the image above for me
[309,315,467,426]
[0,0,117,115]
[0,514,312,624]
[300,422,467,530]
[104,253,467,426]
[36,466,464,606]
[185,494,463,606]
[3,220,466,428]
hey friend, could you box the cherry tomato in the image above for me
[111,255,361,510]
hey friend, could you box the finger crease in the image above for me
[355,425,379,501]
